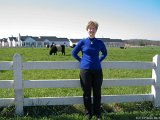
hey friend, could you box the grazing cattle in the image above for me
[120,47,126,49]
[46,44,50,48]
[49,44,65,55]
[70,44,76,48]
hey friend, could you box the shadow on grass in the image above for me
[0,102,160,120]
[24,105,84,117]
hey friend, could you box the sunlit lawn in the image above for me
[0,46,160,119]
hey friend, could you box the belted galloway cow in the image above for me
[49,44,65,55]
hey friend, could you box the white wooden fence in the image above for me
[0,54,160,116]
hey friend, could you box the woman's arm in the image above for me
[71,40,83,62]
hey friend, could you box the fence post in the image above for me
[152,55,160,107]
[13,54,24,115]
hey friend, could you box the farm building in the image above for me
[0,34,69,47]
[19,34,70,47]
[99,38,125,47]
[0,34,124,48]
[0,38,8,47]
[69,38,125,48]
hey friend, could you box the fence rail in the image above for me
[0,54,160,115]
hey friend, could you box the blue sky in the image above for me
[0,0,160,40]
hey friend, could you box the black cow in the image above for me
[46,44,50,48]
[49,45,65,55]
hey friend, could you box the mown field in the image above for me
[0,46,160,120]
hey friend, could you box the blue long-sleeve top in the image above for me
[71,37,107,70]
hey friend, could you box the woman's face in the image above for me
[87,25,97,38]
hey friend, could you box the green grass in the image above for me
[0,46,160,119]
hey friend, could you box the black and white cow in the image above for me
[49,44,65,55]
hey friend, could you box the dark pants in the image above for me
[80,69,103,116]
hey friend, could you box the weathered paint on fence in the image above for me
[152,55,160,107]
[13,54,24,115]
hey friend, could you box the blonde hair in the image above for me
[86,20,99,31]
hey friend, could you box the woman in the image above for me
[71,21,107,119]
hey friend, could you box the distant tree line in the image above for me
[124,39,160,46]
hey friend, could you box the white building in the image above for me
[69,38,125,48]
[7,37,20,47]
[19,35,69,47]
[0,34,124,48]
[0,38,9,47]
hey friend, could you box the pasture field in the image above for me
[0,46,160,120]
